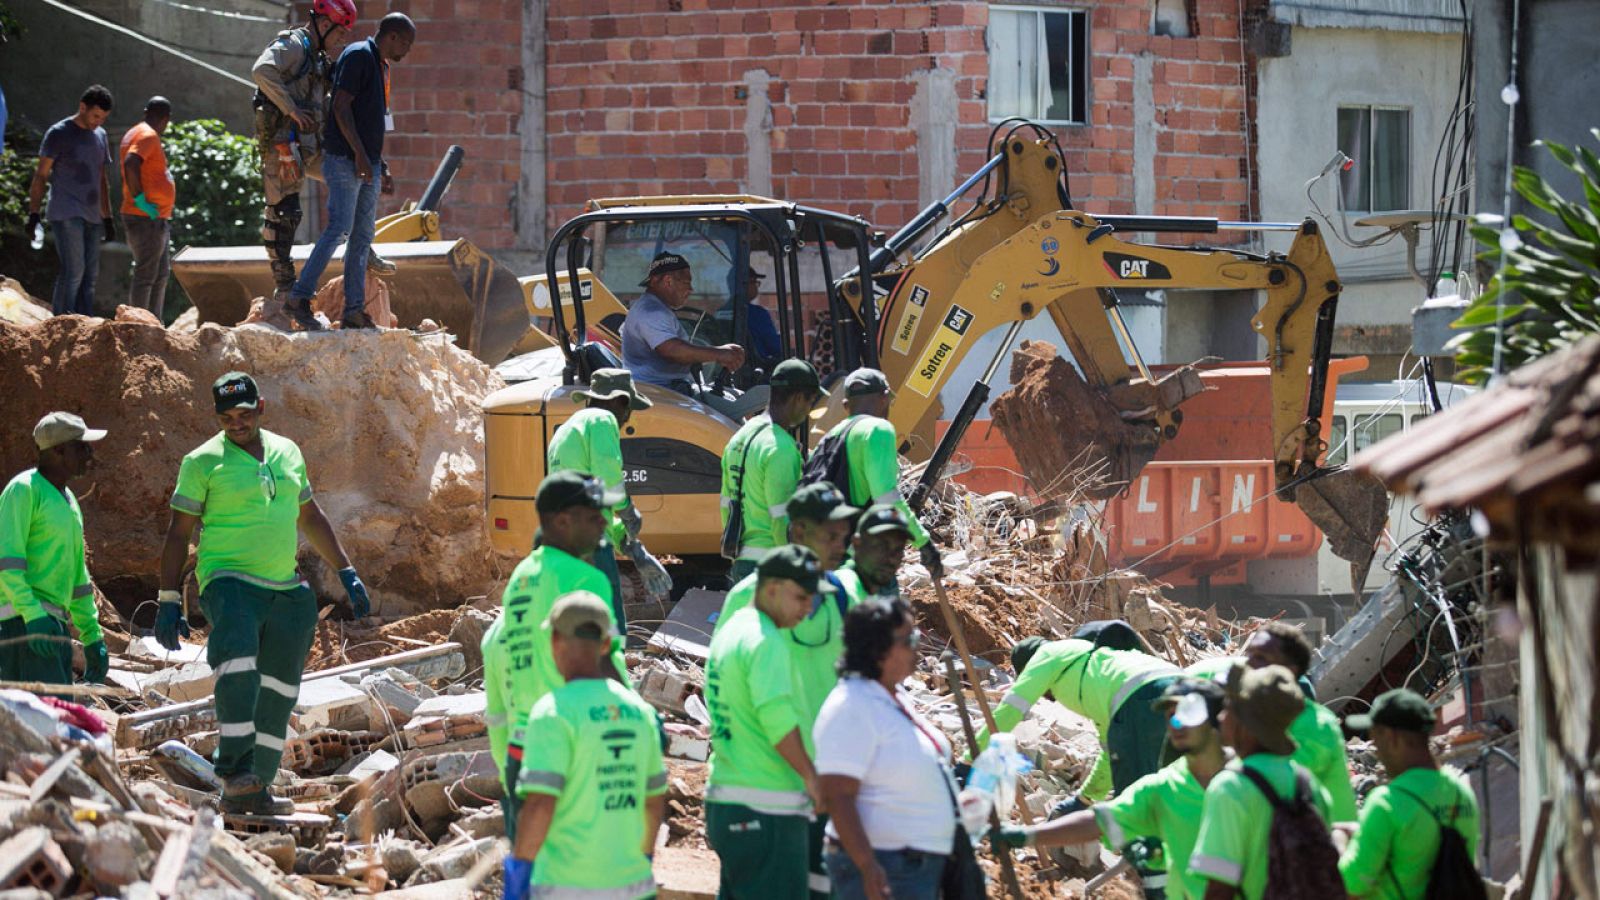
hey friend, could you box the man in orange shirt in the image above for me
[120,97,175,319]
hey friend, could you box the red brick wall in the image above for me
[306,1,526,249]
[544,0,1252,238]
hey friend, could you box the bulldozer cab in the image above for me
[542,198,879,390]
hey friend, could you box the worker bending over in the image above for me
[719,359,828,582]
[705,545,828,899]
[547,368,671,615]
[502,593,666,900]
[483,472,630,837]
[158,372,370,815]
[1339,689,1482,899]
[998,678,1229,900]
[0,413,110,687]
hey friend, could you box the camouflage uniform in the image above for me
[251,26,333,295]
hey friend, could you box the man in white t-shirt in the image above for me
[621,252,768,421]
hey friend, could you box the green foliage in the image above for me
[0,120,40,231]
[163,119,262,249]
[0,1,24,42]
[1451,129,1600,383]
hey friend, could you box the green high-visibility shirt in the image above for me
[1094,756,1208,900]
[1189,753,1333,900]
[978,638,1178,799]
[484,545,628,784]
[712,570,863,753]
[719,416,803,558]
[1339,766,1479,900]
[835,560,900,604]
[824,414,929,548]
[170,430,312,593]
[705,604,809,815]
[515,677,666,894]
[1185,657,1355,819]
[547,407,631,547]
[0,469,101,644]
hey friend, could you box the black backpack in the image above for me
[1238,766,1349,900]
[799,417,864,497]
[1388,786,1488,900]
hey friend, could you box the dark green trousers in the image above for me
[705,802,809,900]
[593,537,627,633]
[1108,675,1179,900]
[199,578,318,782]
[0,615,72,686]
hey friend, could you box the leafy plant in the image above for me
[1451,129,1600,383]
[164,118,262,249]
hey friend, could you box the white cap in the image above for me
[33,412,107,451]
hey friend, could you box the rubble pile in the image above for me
[0,315,508,619]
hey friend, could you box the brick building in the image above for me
[364,0,1257,257]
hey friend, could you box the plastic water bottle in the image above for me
[29,220,44,251]
[957,733,1030,838]
[1434,270,1458,299]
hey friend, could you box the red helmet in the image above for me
[312,0,356,28]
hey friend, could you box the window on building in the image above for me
[987,6,1089,125]
[1351,412,1403,454]
[1337,106,1410,212]
[1326,415,1349,466]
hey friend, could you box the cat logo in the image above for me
[905,305,974,397]
[1102,253,1172,281]
[889,285,930,355]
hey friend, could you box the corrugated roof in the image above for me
[1270,0,1465,33]
[1351,335,1600,551]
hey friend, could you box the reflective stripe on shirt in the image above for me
[706,783,812,816]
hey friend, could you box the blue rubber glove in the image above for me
[23,616,60,658]
[133,192,160,219]
[83,640,110,683]
[502,856,533,900]
[154,592,191,652]
[338,567,371,618]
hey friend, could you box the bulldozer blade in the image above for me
[1295,467,1389,578]
[170,239,532,364]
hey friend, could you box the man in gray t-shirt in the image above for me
[620,252,770,421]
[27,85,115,317]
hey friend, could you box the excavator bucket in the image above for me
[1294,466,1391,584]
[170,238,536,364]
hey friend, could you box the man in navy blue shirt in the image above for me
[27,86,115,316]
[285,12,416,331]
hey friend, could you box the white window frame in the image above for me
[987,4,1091,127]
[1336,104,1412,213]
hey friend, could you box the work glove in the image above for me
[102,217,115,243]
[991,825,1034,849]
[1049,794,1090,820]
[617,503,644,543]
[133,192,160,219]
[25,211,40,237]
[919,542,945,579]
[625,541,672,599]
[338,567,371,619]
[154,590,191,652]
[502,857,533,900]
[23,616,60,659]
[83,640,109,684]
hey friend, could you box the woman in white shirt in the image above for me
[814,599,958,900]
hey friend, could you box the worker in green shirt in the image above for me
[705,544,827,900]
[818,368,938,574]
[997,678,1229,900]
[834,504,910,603]
[547,367,672,622]
[1190,664,1335,900]
[0,412,110,688]
[720,359,828,583]
[1338,689,1480,899]
[157,372,370,816]
[1187,624,1359,821]
[484,471,632,834]
[503,592,667,900]
[980,636,1181,803]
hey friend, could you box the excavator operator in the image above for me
[621,252,768,421]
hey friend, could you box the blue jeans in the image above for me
[291,152,377,317]
[823,846,946,900]
[51,217,102,316]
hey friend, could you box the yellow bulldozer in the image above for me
[481,120,1389,581]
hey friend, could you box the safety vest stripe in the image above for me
[72,583,92,598]
[646,772,667,792]
[259,673,299,699]
[0,557,27,571]
[768,503,788,518]
[170,494,205,515]
[1001,692,1033,715]
[1110,668,1181,715]
[0,602,65,621]
[705,784,810,813]
[1094,805,1125,848]
[208,571,308,591]
[518,769,565,792]
[1190,853,1242,884]
[808,874,832,893]
[736,547,769,561]
[219,721,254,738]
[485,712,509,728]
[297,486,312,503]
[214,657,258,678]
[873,490,902,505]
[529,878,657,900]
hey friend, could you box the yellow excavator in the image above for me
[170,146,540,364]
[482,120,1387,575]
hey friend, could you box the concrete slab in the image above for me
[647,589,726,661]
[295,678,374,732]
